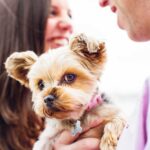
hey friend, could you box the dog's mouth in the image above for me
[44,98,84,111]
[44,103,84,112]
[48,106,61,112]
[43,107,67,117]
[43,103,85,120]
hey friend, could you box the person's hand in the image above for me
[53,130,100,150]
[53,119,102,150]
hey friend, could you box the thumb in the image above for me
[56,130,80,145]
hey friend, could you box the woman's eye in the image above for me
[38,80,44,90]
[64,74,76,84]
[49,8,58,17]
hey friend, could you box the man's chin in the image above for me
[117,20,124,30]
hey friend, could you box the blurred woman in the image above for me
[0,0,73,149]
[0,0,49,149]
[44,0,73,50]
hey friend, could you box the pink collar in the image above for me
[86,93,103,111]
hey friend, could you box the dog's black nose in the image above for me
[44,95,56,107]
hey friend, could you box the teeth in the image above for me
[53,39,68,45]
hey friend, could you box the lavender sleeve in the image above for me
[117,78,150,150]
[136,78,150,150]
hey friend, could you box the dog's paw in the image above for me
[33,138,53,150]
[100,117,126,150]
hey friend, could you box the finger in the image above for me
[83,118,103,132]
[70,138,100,150]
[56,130,80,145]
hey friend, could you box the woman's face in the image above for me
[99,0,150,41]
[44,0,73,51]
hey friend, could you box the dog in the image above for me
[5,33,126,150]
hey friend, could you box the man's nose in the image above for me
[99,0,109,7]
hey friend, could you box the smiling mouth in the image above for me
[48,37,68,43]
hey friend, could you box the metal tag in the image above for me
[71,120,82,136]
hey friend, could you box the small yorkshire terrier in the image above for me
[5,33,126,150]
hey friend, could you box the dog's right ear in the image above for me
[5,51,38,87]
[69,33,106,78]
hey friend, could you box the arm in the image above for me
[33,119,62,150]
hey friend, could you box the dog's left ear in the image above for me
[5,51,38,87]
[69,33,106,77]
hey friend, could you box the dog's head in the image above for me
[5,33,106,120]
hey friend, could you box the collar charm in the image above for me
[71,120,82,136]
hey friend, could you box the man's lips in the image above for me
[99,1,117,13]
[111,6,117,13]
[99,1,109,7]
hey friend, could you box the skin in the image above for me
[53,131,100,150]
[99,0,150,41]
[53,119,102,150]
[44,0,73,51]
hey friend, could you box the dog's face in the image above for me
[5,34,106,120]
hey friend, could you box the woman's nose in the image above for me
[58,18,73,33]
[99,0,109,7]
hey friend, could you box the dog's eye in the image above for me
[38,80,44,90]
[64,73,76,84]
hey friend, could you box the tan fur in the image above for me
[5,51,38,87]
[5,33,126,150]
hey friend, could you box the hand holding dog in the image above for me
[53,131,100,150]
[53,119,102,150]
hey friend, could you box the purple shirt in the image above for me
[117,79,150,150]
[136,78,150,150]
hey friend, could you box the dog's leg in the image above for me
[33,125,56,150]
[33,137,53,150]
[100,117,126,150]
[33,119,62,150]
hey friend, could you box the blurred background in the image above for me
[69,0,150,119]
